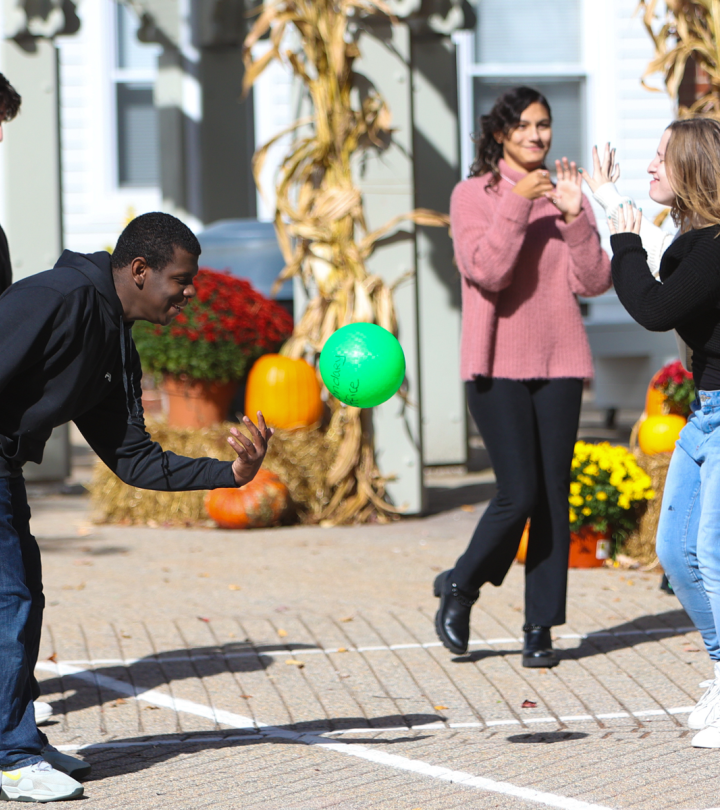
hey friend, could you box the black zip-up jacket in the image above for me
[0,249,236,488]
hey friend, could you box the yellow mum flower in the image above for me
[582,507,592,516]
[596,491,608,501]
[618,495,631,510]
[570,482,581,496]
[569,495,584,507]
[569,509,577,522]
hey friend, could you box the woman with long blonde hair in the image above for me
[610,117,720,749]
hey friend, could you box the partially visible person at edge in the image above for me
[0,212,273,802]
[0,73,21,295]
[433,86,611,669]
[608,118,720,750]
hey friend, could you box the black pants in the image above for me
[453,376,584,627]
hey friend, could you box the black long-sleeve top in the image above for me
[610,227,720,390]
[0,249,237,487]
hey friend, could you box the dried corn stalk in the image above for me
[243,0,449,525]
[639,0,720,116]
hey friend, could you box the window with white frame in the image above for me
[112,4,161,187]
[456,0,585,176]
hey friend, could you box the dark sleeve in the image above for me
[74,346,236,492]
[610,232,720,331]
[0,286,64,396]
[0,225,11,294]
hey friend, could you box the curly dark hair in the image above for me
[111,212,201,272]
[0,74,21,122]
[469,86,551,187]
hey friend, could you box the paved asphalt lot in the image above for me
[23,478,720,810]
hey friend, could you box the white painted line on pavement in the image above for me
[43,624,699,668]
[35,659,696,734]
[36,660,618,810]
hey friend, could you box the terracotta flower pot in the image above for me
[162,375,237,429]
[569,526,611,568]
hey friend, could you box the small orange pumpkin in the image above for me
[516,520,530,564]
[638,414,686,455]
[205,469,292,529]
[245,354,324,430]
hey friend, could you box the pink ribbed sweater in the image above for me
[451,160,612,381]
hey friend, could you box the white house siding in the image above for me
[56,0,161,254]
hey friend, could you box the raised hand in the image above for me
[579,142,621,193]
[228,412,274,487]
[512,168,554,201]
[607,201,642,236]
[548,157,583,223]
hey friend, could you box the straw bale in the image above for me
[620,418,672,567]
[90,417,341,527]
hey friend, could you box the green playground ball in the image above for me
[319,323,406,408]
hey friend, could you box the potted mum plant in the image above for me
[568,441,655,567]
[646,360,695,418]
[133,269,293,428]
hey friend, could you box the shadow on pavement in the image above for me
[39,642,319,717]
[73,717,442,781]
[451,609,695,663]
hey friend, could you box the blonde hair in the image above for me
[666,118,720,232]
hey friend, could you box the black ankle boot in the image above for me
[433,570,479,655]
[522,624,558,668]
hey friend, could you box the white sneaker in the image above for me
[41,745,91,780]
[0,760,83,802]
[688,662,720,730]
[34,702,53,727]
[693,720,720,748]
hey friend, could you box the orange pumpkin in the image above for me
[205,469,292,529]
[245,354,324,430]
[516,520,530,564]
[638,414,686,455]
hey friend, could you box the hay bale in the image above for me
[90,417,341,526]
[620,418,672,566]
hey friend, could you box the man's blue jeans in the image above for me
[657,391,720,662]
[0,476,46,768]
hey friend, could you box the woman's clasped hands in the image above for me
[512,157,583,223]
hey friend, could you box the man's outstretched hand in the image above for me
[228,412,274,487]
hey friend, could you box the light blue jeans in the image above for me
[657,391,720,661]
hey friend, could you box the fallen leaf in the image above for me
[339,616,354,623]
[198,572,210,578]
[76,583,85,591]
[144,705,159,710]
[336,647,348,653]
[521,700,537,709]
[277,628,288,638]
[46,653,58,663]
[115,698,126,705]
[73,559,93,566]
[76,526,92,536]
[228,584,241,591]
[434,705,448,711]
[285,659,305,668]
[239,694,253,699]
[197,617,210,623]
[684,646,701,652]
[121,632,131,639]
[275,606,290,613]
[460,504,475,513]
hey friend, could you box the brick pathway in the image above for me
[26,489,720,810]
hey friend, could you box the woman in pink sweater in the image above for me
[434,86,611,667]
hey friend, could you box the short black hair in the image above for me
[111,212,201,272]
[0,74,21,122]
